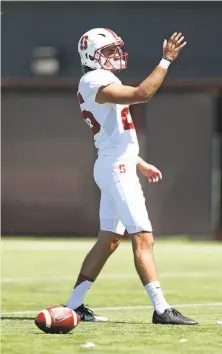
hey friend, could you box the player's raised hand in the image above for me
[163,32,187,61]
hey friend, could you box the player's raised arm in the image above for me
[96,32,186,105]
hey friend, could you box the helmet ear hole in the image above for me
[89,55,94,61]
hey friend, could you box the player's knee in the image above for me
[131,232,154,253]
[103,237,120,254]
[109,238,120,253]
[97,231,120,253]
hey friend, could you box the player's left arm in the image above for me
[137,156,162,183]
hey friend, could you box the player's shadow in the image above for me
[0,318,145,324]
[1,317,35,321]
[107,320,146,325]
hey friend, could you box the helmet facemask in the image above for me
[94,44,128,71]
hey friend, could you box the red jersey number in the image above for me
[121,107,135,130]
[77,92,101,135]
[82,110,100,135]
[78,93,134,135]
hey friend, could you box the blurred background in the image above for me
[1,1,222,239]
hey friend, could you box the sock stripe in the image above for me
[74,273,94,288]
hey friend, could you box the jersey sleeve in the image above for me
[81,70,121,102]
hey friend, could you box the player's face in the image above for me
[101,46,119,68]
[101,46,118,57]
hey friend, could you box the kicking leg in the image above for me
[66,231,120,320]
[66,186,124,321]
[77,231,120,280]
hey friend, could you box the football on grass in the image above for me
[35,306,80,334]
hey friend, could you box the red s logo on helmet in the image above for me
[80,36,89,50]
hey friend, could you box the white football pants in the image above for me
[93,156,152,235]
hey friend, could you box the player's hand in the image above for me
[139,163,162,184]
[163,32,187,61]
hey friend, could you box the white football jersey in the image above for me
[77,69,139,160]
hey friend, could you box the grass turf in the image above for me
[1,238,222,353]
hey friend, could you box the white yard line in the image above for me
[1,271,222,283]
[2,241,222,252]
[1,302,222,316]
[93,302,222,311]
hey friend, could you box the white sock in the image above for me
[145,281,171,314]
[66,280,92,310]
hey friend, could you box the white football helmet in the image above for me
[78,28,128,71]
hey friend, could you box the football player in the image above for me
[66,28,198,325]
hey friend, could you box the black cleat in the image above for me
[74,304,108,322]
[152,308,198,325]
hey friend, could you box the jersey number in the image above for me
[77,93,135,134]
[121,107,135,130]
[82,110,100,135]
[78,93,101,135]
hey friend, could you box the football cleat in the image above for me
[152,308,198,325]
[74,304,108,322]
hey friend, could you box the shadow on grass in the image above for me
[0,317,146,325]
[108,320,147,325]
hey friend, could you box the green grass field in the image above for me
[1,238,222,354]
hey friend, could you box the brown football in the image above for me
[35,306,80,334]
